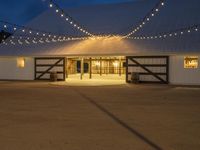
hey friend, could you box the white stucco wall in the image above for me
[0,57,34,80]
[169,55,200,85]
[0,56,200,85]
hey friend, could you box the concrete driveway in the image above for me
[0,81,200,150]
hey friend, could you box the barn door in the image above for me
[35,57,66,81]
[126,56,169,84]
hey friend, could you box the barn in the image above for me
[0,0,200,85]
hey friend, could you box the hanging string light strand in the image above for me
[0,20,68,38]
[126,24,200,40]
[48,0,94,37]
[1,34,89,46]
[124,0,165,38]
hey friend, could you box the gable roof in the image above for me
[0,0,200,56]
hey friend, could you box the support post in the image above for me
[119,57,122,76]
[89,57,92,79]
[80,58,84,80]
[126,57,129,83]
[100,57,102,76]
[65,58,68,79]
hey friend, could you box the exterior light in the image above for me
[17,58,25,68]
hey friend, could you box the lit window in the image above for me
[184,56,198,69]
[17,58,25,68]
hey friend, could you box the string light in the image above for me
[0,20,67,39]
[126,24,200,40]
[48,0,94,37]
[1,34,90,46]
[124,0,165,38]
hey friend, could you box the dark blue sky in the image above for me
[0,0,134,25]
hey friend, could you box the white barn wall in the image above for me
[0,57,34,80]
[169,55,200,85]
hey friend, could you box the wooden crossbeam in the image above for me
[129,58,167,84]
[36,58,64,80]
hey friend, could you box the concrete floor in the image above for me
[0,81,200,150]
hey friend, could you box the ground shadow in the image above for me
[75,89,163,150]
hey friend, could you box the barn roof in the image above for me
[0,0,200,56]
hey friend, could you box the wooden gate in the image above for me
[35,57,66,81]
[126,56,169,84]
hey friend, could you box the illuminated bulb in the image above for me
[29,31,32,34]
[181,32,184,34]
[174,33,177,36]
[142,22,145,25]
[49,4,53,7]
[70,22,73,24]
[4,25,7,28]
[74,24,77,27]
[37,32,39,35]
[169,34,172,36]
[56,9,59,13]
[195,28,198,31]
[140,25,142,27]
[43,34,46,36]
[22,29,25,32]
[156,9,159,12]
[14,27,17,31]
[61,14,64,17]
[188,30,191,33]
[66,18,69,21]
[161,2,164,6]
[147,18,150,21]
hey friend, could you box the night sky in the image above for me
[0,0,134,25]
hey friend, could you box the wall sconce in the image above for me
[17,57,25,68]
